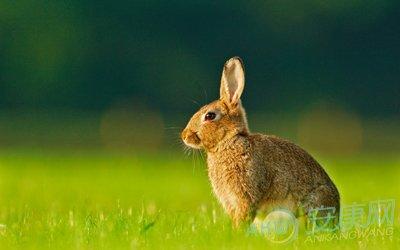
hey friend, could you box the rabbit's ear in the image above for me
[220,57,245,106]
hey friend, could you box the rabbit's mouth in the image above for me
[181,129,202,149]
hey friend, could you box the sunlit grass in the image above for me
[0,149,398,249]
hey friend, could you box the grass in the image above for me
[0,149,398,249]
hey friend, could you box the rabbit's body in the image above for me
[181,57,339,226]
[207,133,339,224]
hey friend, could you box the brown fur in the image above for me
[181,57,340,226]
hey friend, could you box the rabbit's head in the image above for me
[181,57,249,152]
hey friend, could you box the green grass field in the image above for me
[0,149,398,249]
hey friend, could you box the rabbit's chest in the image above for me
[207,156,253,211]
[209,169,242,211]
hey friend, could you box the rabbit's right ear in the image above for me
[220,57,245,107]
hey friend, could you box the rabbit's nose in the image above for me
[181,128,201,149]
[181,128,197,142]
[181,128,190,141]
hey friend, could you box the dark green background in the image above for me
[1,1,399,116]
[0,1,399,152]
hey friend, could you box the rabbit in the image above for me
[181,56,340,227]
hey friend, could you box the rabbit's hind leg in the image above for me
[303,185,340,231]
[304,185,340,212]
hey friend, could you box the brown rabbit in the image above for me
[181,57,340,226]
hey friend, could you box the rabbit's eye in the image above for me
[204,112,216,121]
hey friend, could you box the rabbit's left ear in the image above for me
[220,57,245,106]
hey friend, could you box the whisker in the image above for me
[192,148,196,174]
[187,98,201,108]
[193,81,209,104]
[198,150,206,165]
[203,88,208,103]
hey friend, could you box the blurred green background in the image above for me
[0,1,399,249]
